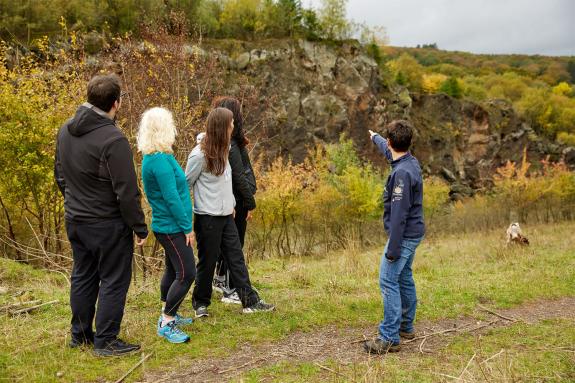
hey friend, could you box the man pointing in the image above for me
[364,120,425,354]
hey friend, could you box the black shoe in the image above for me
[363,338,400,354]
[195,306,209,318]
[399,330,416,340]
[69,336,94,349]
[93,338,140,357]
[242,300,275,314]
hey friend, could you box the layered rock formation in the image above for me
[191,39,573,198]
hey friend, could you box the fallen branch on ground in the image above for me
[403,323,471,344]
[114,353,152,383]
[458,352,476,380]
[435,372,472,382]
[0,299,42,312]
[418,336,428,354]
[477,304,520,322]
[350,320,499,347]
[481,348,505,365]
[11,300,58,315]
[314,362,346,377]
[404,320,498,345]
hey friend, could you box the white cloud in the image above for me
[306,0,575,56]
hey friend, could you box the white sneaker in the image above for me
[221,291,241,305]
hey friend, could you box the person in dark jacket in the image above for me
[54,74,148,356]
[363,120,425,354]
[210,97,257,305]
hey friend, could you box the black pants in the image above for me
[216,204,249,289]
[193,214,259,308]
[155,232,196,316]
[67,219,133,349]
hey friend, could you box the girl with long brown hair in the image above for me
[211,97,257,304]
[185,107,274,316]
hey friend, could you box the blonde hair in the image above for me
[137,107,177,154]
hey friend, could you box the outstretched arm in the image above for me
[369,130,393,162]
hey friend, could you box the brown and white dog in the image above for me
[506,222,529,246]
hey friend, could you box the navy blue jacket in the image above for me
[372,134,425,260]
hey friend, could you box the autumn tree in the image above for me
[422,73,447,93]
[318,0,351,40]
[387,53,424,90]
[439,76,462,98]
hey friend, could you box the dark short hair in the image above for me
[87,74,121,112]
[386,120,413,152]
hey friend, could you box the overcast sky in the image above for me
[305,0,575,56]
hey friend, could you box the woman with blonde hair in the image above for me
[138,107,195,343]
[186,107,274,317]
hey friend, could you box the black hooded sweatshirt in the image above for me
[229,138,257,210]
[54,103,148,239]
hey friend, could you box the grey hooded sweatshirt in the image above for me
[185,145,236,216]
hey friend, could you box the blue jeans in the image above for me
[378,236,423,344]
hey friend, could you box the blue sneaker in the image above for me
[174,313,193,326]
[157,321,190,344]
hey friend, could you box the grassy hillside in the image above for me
[380,46,575,145]
[1,222,574,382]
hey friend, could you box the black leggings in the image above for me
[155,232,196,316]
[193,214,259,308]
[216,204,249,289]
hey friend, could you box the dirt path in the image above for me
[144,297,575,383]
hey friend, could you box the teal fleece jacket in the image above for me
[142,152,193,234]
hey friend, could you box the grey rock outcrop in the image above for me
[191,39,574,196]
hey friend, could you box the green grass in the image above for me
[0,222,574,382]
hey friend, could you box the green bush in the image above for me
[248,136,385,257]
[423,177,451,227]
[439,76,463,98]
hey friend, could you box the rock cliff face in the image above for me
[195,39,574,198]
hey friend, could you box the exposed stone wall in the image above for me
[189,39,574,197]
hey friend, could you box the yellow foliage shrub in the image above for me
[436,154,575,234]
[0,40,85,260]
[247,136,385,257]
[422,73,447,94]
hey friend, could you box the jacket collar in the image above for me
[391,152,412,168]
[82,102,114,121]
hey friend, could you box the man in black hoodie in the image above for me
[54,74,148,356]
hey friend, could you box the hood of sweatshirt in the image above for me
[68,103,114,137]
